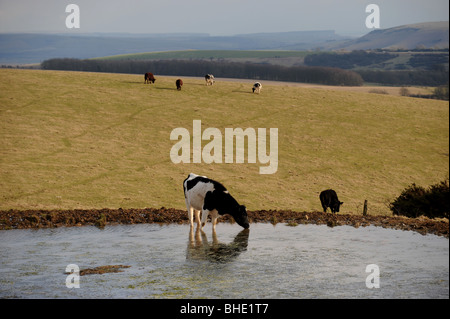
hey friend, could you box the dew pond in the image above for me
[0,223,448,298]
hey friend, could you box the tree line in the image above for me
[304,51,397,69]
[41,58,364,86]
[356,69,449,87]
[304,50,449,86]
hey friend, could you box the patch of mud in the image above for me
[0,208,448,238]
[66,265,131,276]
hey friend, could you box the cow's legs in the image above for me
[211,211,219,232]
[194,210,201,227]
[187,206,195,228]
[200,209,220,231]
[200,209,210,229]
[321,199,329,213]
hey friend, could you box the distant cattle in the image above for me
[319,189,343,214]
[144,72,156,84]
[176,79,183,90]
[183,173,249,231]
[205,74,215,86]
[252,82,262,93]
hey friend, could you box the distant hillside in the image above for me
[2,22,447,65]
[0,31,346,65]
[328,22,449,50]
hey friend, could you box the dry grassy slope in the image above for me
[0,69,448,215]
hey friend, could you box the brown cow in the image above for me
[176,79,183,90]
[144,72,156,84]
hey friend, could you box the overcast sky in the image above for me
[0,0,448,36]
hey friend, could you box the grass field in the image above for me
[94,50,311,67]
[0,69,448,215]
[96,50,310,60]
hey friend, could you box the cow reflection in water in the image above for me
[187,227,249,263]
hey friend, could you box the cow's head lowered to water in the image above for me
[229,204,249,229]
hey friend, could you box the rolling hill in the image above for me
[1,22,448,65]
[0,30,345,65]
[328,22,449,50]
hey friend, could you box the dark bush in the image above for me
[434,84,449,101]
[390,179,449,218]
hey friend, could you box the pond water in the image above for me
[0,223,448,299]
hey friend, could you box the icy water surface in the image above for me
[0,223,448,298]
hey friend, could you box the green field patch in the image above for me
[95,50,310,61]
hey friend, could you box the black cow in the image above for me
[319,189,343,214]
[183,173,249,231]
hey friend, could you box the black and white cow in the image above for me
[252,82,262,93]
[183,173,249,230]
[205,74,215,86]
[319,189,343,214]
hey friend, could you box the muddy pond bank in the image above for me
[0,208,448,238]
